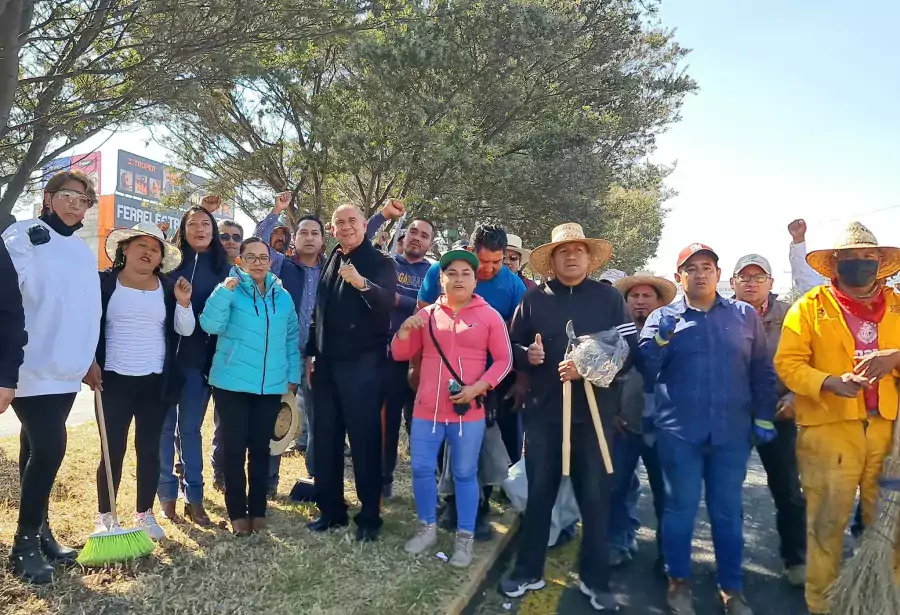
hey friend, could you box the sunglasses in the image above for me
[53,189,94,207]
[220,233,242,242]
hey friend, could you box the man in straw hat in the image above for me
[504,234,537,290]
[500,223,637,612]
[639,243,777,615]
[774,221,900,615]
[729,253,807,587]
[605,272,676,572]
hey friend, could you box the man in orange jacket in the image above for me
[774,221,900,614]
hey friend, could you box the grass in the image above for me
[0,409,513,615]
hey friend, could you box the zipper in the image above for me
[261,285,270,394]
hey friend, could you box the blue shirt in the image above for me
[418,261,526,321]
[638,294,777,445]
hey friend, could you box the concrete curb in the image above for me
[444,511,521,615]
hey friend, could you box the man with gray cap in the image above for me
[729,254,806,586]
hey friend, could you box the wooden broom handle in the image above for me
[95,390,119,525]
[562,381,572,476]
[584,380,614,474]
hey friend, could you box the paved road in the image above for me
[474,452,812,614]
[0,386,95,437]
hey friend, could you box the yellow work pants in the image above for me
[796,417,893,614]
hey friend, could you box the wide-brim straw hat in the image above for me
[506,234,531,264]
[529,223,612,278]
[105,221,182,273]
[615,271,678,305]
[270,393,301,456]
[806,221,900,280]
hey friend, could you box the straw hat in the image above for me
[529,223,612,278]
[270,392,301,455]
[105,221,182,273]
[506,234,531,264]
[806,221,900,280]
[615,271,678,305]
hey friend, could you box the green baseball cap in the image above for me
[439,249,479,272]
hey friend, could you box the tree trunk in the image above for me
[0,131,50,231]
[0,0,27,140]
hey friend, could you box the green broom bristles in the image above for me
[76,526,154,567]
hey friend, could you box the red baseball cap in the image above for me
[676,243,719,269]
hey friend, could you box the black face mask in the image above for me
[39,210,82,237]
[836,259,879,288]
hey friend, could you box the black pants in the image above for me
[495,374,522,464]
[383,357,414,487]
[313,351,384,530]
[513,418,613,591]
[756,419,806,567]
[212,388,281,520]
[97,372,167,513]
[12,393,77,529]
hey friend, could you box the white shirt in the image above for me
[789,241,827,295]
[105,280,195,376]
[3,219,101,397]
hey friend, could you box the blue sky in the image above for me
[26,1,900,294]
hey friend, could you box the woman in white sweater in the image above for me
[1,171,101,584]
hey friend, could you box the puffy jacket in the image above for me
[200,266,301,395]
[774,285,900,426]
[391,294,512,427]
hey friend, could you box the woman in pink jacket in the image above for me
[392,248,513,568]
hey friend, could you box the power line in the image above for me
[810,204,900,226]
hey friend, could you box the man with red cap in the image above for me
[639,243,777,615]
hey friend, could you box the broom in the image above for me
[827,416,900,615]
[77,391,155,566]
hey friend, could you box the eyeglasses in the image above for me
[53,189,93,208]
[220,233,242,242]
[736,273,770,284]
[242,254,270,265]
[506,253,521,262]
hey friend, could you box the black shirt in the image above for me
[0,241,26,389]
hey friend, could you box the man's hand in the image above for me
[274,191,291,215]
[655,314,678,345]
[822,373,868,398]
[558,359,582,382]
[288,383,299,395]
[0,387,13,414]
[612,415,628,437]
[788,219,807,244]
[527,334,545,366]
[305,358,314,389]
[156,221,170,238]
[450,380,490,405]
[83,361,103,391]
[382,198,405,220]
[174,276,193,307]
[224,277,239,291]
[853,349,900,384]
[201,195,222,213]
[397,314,426,340]
[338,264,366,289]
[775,396,795,421]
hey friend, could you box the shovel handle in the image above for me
[584,380,614,474]
[562,380,572,476]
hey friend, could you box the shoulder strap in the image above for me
[428,311,466,386]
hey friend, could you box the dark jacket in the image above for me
[168,247,229,376]
[510,278,637,425]
[306,238,397,360]
[0,241,26,389]
[96,269,184,404]
[278,255,325,319]
[760,292,792,400]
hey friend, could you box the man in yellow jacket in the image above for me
[774,221,900,614]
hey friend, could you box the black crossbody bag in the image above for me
[427,314,490,422]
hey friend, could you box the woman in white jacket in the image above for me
[1,171,101,584]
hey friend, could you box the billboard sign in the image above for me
[41,152,102,194]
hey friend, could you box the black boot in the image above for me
[40,519,77,564]
[474,501,494,542]
[9,528,54,584]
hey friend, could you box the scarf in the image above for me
[39,211,81,236]
[829,280,888,323]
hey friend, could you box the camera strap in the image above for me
[428,312,467,386]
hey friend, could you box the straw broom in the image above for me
[827,418,900,615]
[77,391,155,566]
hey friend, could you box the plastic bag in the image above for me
[569,328,629,388]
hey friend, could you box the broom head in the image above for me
[76,525,154,567]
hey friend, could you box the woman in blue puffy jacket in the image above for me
[200,236,301,535]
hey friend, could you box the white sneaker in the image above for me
[95,512,116,533]
[135,510,166,541]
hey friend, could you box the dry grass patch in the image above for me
[0,411,512,615]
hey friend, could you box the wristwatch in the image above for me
[359,278,371,292]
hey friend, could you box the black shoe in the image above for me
[499,577,546,598]
[40,520,77,565]
[355,525,380,543]
[305,516,349,533]
[9,529,54,584]
[474,510,494,542]
[438,502,457,531]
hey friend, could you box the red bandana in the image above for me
[829,281,888,323]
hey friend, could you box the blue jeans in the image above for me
[656,430,750,591]
[411,418,485,533]
[158,368,211,503]
[608,430,665,555]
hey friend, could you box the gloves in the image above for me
[655,314,677,346]
[752,419,776,446]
